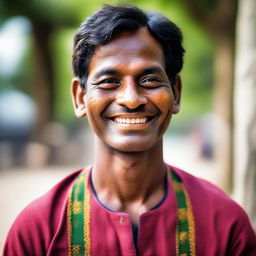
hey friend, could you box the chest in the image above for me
[89,200,177,256]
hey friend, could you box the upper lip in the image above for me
[107,114,155,119]
[104,109,159,118]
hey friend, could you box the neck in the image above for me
[91,138,166,224]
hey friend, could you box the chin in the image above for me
[108,136,161,153]
[114,145,151,153]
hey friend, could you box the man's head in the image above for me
[71,5,184,152]
[72,5,185,90]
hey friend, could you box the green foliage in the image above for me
[1,0,214,130]
[52,28,75,122]
[187,0,216,11]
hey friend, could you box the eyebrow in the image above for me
[92,66,165,81]
[92,68,120,80]
[138,67,165,78]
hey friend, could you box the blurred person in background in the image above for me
[3,4,256,256]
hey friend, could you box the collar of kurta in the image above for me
[67,166,196,256]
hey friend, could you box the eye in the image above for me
[94,78,121,90]
[140,76,164,88]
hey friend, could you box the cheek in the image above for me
[85,91,110,115]
[148,89,173,135]
[84,91,113,131]
[156,91,173,135]
[148,89,173,112]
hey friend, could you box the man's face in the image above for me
[72,28,181,152]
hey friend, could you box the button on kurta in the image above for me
[119,217,125,224]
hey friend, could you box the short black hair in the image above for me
[72,5,185,89]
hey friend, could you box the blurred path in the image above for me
[0,134,218,253]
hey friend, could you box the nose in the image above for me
[116,79,147,109]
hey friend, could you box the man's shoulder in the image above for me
[3,168,86,254]
[172,166,231,198]
[12,168,84,226]
[170,166,256,254]
[171,165,247,217]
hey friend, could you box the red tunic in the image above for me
[3,166,256,255]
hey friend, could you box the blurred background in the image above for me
[0,0,255,251]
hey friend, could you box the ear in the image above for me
[71,77,87,118]
[172,75,182,114]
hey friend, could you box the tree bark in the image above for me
[234,0,256,227]
[183,0,237,192]
[31,21,55,140]
[213,35,235,192]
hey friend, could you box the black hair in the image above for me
[72,5,185,89]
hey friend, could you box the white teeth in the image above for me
[115,117,148,124]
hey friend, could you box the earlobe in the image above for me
[71,77,87,118]
[172,75,182,114]
[75,104,87,118]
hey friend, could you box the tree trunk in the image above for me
[234,0,256,228]
[31,21,55,141]
[183,0,237,192]
[213,35,235,192]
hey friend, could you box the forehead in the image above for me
[88,28,165,75]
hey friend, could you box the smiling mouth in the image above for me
[113,116,155,124]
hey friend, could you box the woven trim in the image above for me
[184,188,196,256]
[83,171,91,255]
[169,167,196,256]
[67,169,90,256]
[67,186,72,256]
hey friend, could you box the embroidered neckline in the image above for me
[67,166,196,256]
[89,169,168,214]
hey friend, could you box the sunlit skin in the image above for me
[72,28,181,224]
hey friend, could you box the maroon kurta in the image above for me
[3,166,256,255]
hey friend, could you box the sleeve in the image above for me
[3,206,48,256]
[228,209,256,256]
[3,226,39,256]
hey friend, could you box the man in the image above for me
[4,5,256,256]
